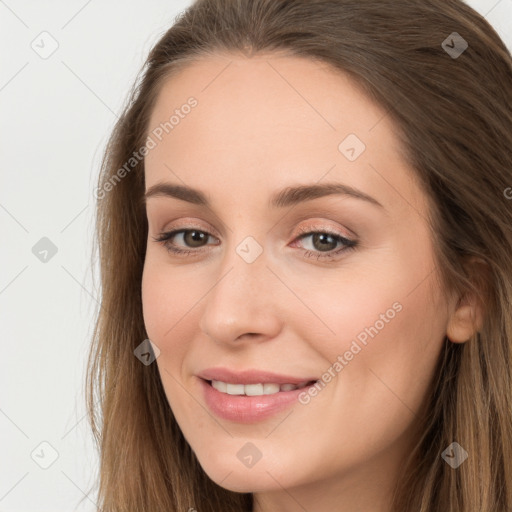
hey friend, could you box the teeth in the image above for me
[263,383,281,394]
[211,380,227,393]
[245,383,264,396]
[211,380,310,396]
[280,383,299,391]
[226,383,244,395]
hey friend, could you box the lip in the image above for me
[197,367,318,385]
[198,377,318,423]
[196,367,319,423]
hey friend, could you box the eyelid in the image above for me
[158,220,354,244]
[153,220,358,262]
[293,223,353,239]
[162,219,221,239]
[290,225,357,253]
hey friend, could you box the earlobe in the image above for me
[446,302,483,343]
[446,257,487,344]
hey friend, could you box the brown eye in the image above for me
[309,233,339,252]
[182,230,209,247]
[153,228,220,256]
[291,229,358,261]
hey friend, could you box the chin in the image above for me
[209,472,279,493]
[197,455,285,493]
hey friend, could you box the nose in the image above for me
[198,244,282,346]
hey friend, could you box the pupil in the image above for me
[186,230,207,247]
[313,233,337,252]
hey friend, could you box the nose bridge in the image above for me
[199,235,281,344]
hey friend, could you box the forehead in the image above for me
[147,53,390,147]
[144,54,426,218]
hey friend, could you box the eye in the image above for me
[291,227,358,261]
[152,228,219,256]
[152,226,358,261]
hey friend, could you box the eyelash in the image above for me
[152,225,358,261]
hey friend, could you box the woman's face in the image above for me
[142,54,454,506]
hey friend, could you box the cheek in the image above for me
[318,272,441,359]
[289,242,447,402]
[141,260,204,422]
[141,259,199,360]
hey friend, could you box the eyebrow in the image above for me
[143,181,385,210]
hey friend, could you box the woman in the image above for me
[86,0,512,510]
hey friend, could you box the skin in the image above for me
[141,53,481,512]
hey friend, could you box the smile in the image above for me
[210,379,317,396]
[199,377,320,423]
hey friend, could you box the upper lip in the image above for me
[197,367,318,385]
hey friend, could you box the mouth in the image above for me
[199,377,320,423]
[203,378,318,396]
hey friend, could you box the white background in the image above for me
[1,1,511,510]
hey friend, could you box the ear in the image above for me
[446,256,488,344]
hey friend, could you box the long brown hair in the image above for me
[86,0,512,510]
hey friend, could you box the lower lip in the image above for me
[199,378,317,423]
